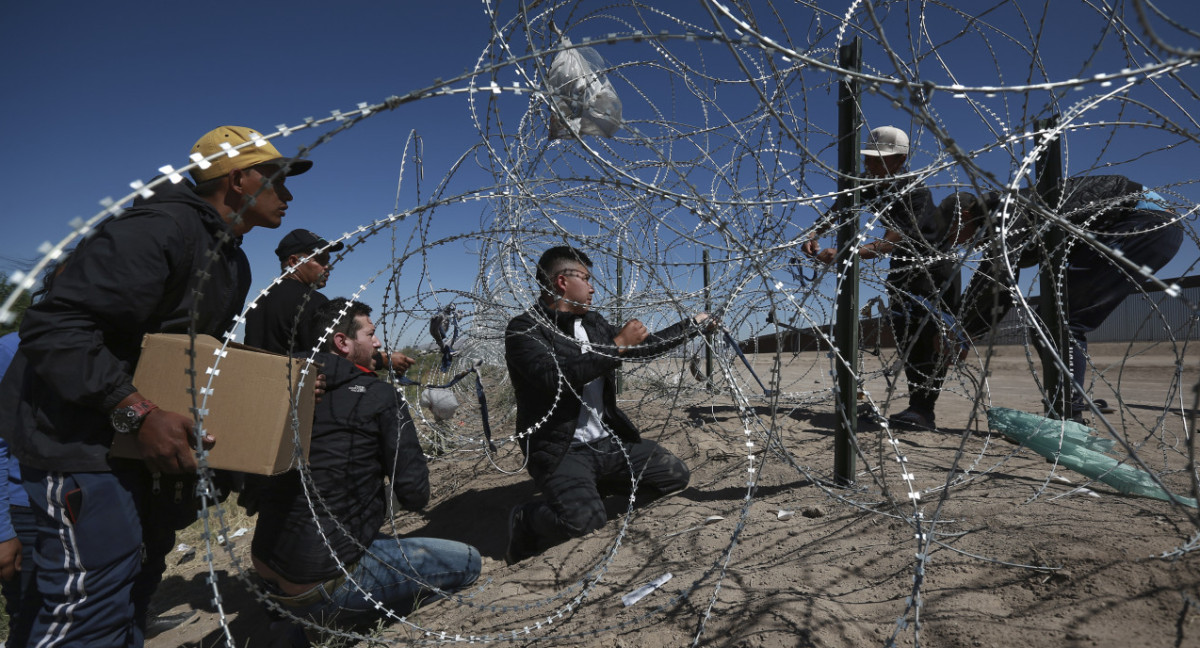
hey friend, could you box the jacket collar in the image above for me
[534,300,586,334]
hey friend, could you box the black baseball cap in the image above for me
[275,229,344,261]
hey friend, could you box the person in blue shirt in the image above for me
[0,331,37,647]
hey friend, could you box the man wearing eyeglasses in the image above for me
[9,126,310,647]
[503,245,714,564]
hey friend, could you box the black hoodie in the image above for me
[251,351,429,584]
[8,179,251,472]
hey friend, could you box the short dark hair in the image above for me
[314,298,372,352]
[939,192,990,230]
[192,175,224,197]
[536,245,592,292]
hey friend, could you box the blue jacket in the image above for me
[0,332,29,543]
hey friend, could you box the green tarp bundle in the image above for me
[987,407,1196,508]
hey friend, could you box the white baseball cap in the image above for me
[861,126,909,157]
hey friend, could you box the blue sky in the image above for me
[2,2,1197,345]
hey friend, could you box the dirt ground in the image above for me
[146,341,1200,647]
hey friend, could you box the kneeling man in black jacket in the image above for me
[252,298,480,631]
[504,245,713,564]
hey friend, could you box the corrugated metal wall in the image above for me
[988,285,1200,344]
[742,278,1200,351]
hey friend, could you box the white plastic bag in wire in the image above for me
[547,41,622,138]
[420,387,459,421]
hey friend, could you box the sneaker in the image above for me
[888,407,937,431]
[505,505,539,565]
[1070,398,1114,423]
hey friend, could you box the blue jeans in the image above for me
[275,536,480,629]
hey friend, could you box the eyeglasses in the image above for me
[558,269,593,285]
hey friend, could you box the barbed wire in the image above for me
[6,1,1200,646]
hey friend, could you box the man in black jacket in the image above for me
[953,175,1183,421]
[803,126,960,431]
[244,229,416,372]
[244,228,343,355]
[504,245,712,564]
[8,125,310,647]
[251,298,480,630]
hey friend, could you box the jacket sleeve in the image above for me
[505,313,620,393]
[959,258,1017,340]
[620,318,698,360]
[377,391,429,511]
[0,442,13,543]
[19,212,188,412]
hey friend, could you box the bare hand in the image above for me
[389,353,416,374]
[0,537,20,581]
[816,247,837,265]
[136,409,209,474]
[314,372,327,403]
[693,313,719,334]
[801,237,821,257]
[614,319,649,353]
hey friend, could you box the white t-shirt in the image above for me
[572,319,609,443]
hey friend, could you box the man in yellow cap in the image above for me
[9,126,310,647]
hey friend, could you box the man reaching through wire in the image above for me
[503,245,715,564]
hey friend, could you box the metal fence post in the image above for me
[1034,116,1071,419]
[703,250,714,388]
[833,38,862,485]
[615,242,624,394]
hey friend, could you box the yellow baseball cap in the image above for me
[189,125,313,183]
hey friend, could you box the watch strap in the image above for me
[112,400,159,434]
[128,400,159,419]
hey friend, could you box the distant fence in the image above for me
[742,276,1200,353]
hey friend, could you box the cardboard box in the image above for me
[110,333,315,475]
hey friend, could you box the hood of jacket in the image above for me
[131,177,243,248]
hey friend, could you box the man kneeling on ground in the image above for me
[252,298,480,629]
[504,245,714,564]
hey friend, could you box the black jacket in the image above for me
[243,278,329,355]
[959,175,1175,337]
[505,302,695,482]
[251,352,429,584]
[867,179,960,306]
[8,180,251,472]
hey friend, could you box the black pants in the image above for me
[1,504,38,648]
[1062,214,1183,407]
[522,436,689,551]
[889,294,962,414]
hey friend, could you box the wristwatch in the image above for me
[110,400,159,435]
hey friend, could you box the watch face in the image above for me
[111,401,156,435]
[111,407,136,434]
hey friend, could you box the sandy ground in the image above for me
[145,341,1200,647]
